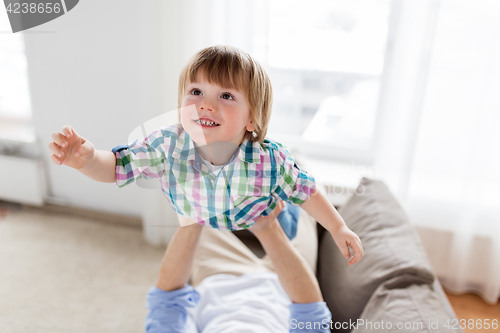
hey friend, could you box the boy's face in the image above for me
[180,73,255,146]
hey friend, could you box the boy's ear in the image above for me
[245,120,256,132]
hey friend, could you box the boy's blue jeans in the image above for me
[276,203,301,240]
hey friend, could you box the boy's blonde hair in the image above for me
[178,45,273,143]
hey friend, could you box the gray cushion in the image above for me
[317,177,436,331]
[351,274,463,333]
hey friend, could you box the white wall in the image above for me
[23,0,166,216]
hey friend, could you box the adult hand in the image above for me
[249,200,285,236]
[49,125,95,169]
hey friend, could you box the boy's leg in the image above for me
[261,208,318,274]
[191,227,272,287]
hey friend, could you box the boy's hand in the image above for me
[331,226,364,266]
[48,125,95,170]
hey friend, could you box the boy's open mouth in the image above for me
[195,119,220,127]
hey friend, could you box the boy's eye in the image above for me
[221,92,234,100]
[189,88,202,96]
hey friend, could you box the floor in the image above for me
[0,204,165,333]
[444,292,500,333]
[1,204,499,332]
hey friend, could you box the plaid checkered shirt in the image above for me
[112,124,316,231]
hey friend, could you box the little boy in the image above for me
[49,45,363,266]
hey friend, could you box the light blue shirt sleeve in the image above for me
[145,285,200,333]
[289,302,332,332]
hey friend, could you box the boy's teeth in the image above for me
[196,119,219,126]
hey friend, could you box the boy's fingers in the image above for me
[62,125,74,138]
[50,132,67,147]
[48,142,63,157]
[50,153,62,165]
[270,200,284,218]
[276,200,285,213]
[348,241,364,264]
[340,240,350,259]
[355,238,364,257]
[49,142,64,160]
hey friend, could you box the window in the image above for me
[0,9,34,143]
[257,0,393,162]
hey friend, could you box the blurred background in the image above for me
[0,0,499,331]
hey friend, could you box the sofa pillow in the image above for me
[317,177,435,331]
[351,274,464,333]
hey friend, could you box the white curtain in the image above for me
[378,0,500,304]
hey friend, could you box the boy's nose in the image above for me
[200,103,215,112]
[200,105,213,111]
[200,98,216,112]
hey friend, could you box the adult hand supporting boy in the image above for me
[300,188,364,266]
[49,125,116,183]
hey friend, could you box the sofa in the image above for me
[316,177,464,332]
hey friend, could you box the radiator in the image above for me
[0,155,46,206]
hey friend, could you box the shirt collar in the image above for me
[235,138,262,164]
[171,126,197,161]
[171,126,261,164]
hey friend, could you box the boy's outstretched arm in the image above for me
[300,189,364,266]
[48,125,116,183]
[77,149,116,183]
[300,189,344,231]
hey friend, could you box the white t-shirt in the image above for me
[199,155,224,175]
[186,272,292,332]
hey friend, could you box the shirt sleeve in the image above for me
[112,128,171,188]
[145,285,200,333]
[289,302,332,332]
[272,143,317,206]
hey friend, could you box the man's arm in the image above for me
[251,202,331,332]
[251,201,323,304]
[145,222,203,333]
[156,223,203,291]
